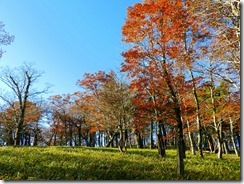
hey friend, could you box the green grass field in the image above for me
[0,146,240,180]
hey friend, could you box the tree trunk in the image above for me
[105,131,116,147]
[207,133,214,153]
[6,130,14,146]
[217,122,223,159]
[223,140,229,154]
[187,120,196,155]
[162,57,184,175]
[162,123,167,148]
[127,131,132,148]
[150,121,154,149]
[209,68,222,159]
[64,123,68,146]
[33,132,38,146]
[236,131,240,150]
[14,126,19,146]
[118,127,126,152]
[135,130,143,148]
[229,117,239,156]
[53,133,57,146]
[100,131,103,147]
[69,124,73,146]
[189,69,203,157]
[176,111,185,176]
[156,121,165,157]
[77,126,82,146]
[88,132,96,147]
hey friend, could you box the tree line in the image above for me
[0,0,240,176]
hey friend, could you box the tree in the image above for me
[214,0,240,75]
[0,101,42,145]
[0,22,14,59]
[186,0,240,88]
[77,70,134,152]
[0,63,49,146]
[122,0,187,175]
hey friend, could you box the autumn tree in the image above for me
[47,93,95,147]
[77,70,134,152]
[121,0,189,175]
[214,0,240,76]
[48,94,73,146]
[0,63,49,146]
[128,67,172,156]
[186,0,240,88]
[0,101,42,145]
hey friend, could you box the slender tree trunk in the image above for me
[207,133,214,153]
[229,117,239,156]
[33,132,38,146]
[48,133,53,146]
[105,131,116,147]
[115,133,120,148]
[100,131,103,147]
[7,130,14,146]
[210,68,222,159]
[53,133,57,146]
[124,129,128,152]
[162,60,184,175]
[77,126,82,146]
[118,127,126,152]
[189,69,203,157]
[235,131,240,150]
[156,121,165,157]
[175,108,185,176]
[187,120,196,155]
[134,130,143,148]
[183,30,203,157]
[14,126,19,146]
[217,123,223,159]
[64,123,68,146]
[89,132,96,147]
[223,140,229,154]
[162,123,167,148]
[127,131,132,148]
[69,124,73,146]
[150,121,154,149]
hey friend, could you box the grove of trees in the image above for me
[0,0,240,177]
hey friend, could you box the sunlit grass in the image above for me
[0,146,240,180]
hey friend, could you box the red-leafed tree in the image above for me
[121,0,188,175]
[77,70,134,152]
[0,101,42,145]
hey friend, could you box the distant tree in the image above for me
[0,63,49,146]
[0,101,42,145]
[0,22,14,59]
[77,70,134,152]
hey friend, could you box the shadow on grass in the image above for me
[0,147,177,180]
[78,147,176,159]
[0,147,240,180]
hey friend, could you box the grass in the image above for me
[0,146,240,180]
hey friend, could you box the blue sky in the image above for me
[0,0,140,97]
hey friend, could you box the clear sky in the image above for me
[0,0,140,98]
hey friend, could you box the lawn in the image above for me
[0,146,240,180]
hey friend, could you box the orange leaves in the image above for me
[1,101,42,127]
[76,70,134,133]
[77,71,107,91]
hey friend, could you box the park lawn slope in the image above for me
[0,146,240,180]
